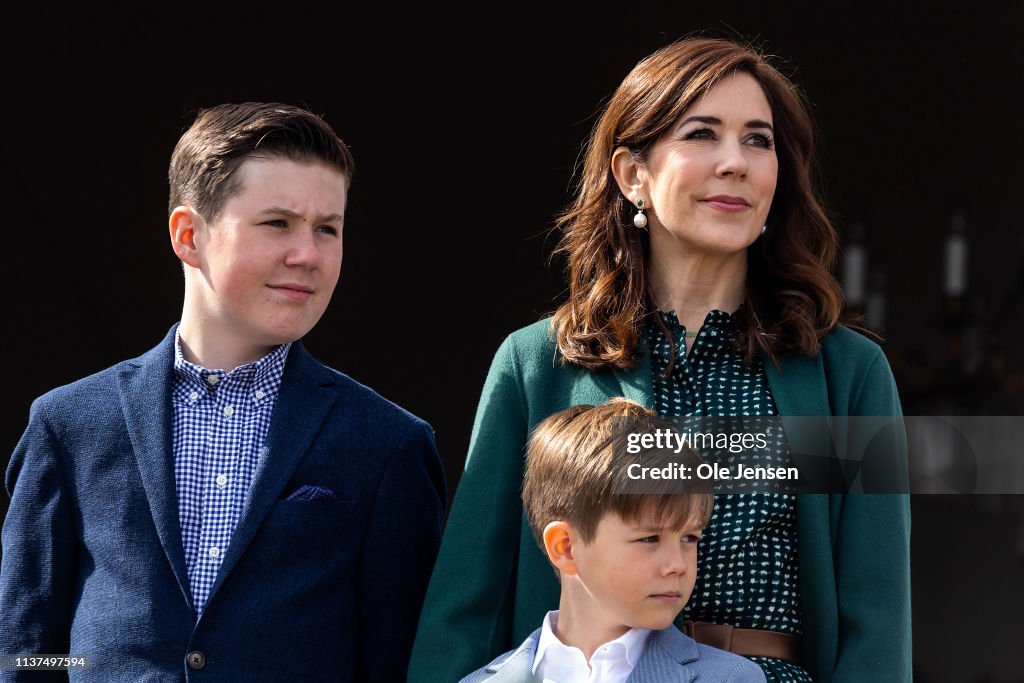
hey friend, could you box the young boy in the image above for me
[460,399,764,682]
[0,103,445,681]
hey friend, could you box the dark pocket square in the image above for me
[285,485,338,502]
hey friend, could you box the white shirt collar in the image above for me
[532,610,651,682]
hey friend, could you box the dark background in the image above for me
[2,4,1022,681]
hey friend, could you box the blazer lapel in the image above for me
[117,326,193,608]
[204,342,338,603]
[564,328,654,410]
[765,348,860,492]
[762,349,829,418]
[609,336,656,409]
[628,627,696,682]
[484,629,540,682]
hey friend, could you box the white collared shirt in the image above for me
[532,610,651,683]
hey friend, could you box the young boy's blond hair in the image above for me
[522,397,713,549]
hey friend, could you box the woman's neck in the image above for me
[648,248,746,353]
[648,246,748,322]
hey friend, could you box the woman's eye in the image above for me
[263,219,286,227]
[748,133,774,149]
[684,127,715,141]
[316,225,339,236]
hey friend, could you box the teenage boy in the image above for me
[0,103,446,682]
[460,399,764,682]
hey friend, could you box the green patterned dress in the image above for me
[650,309,813,682]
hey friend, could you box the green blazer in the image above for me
[409,319,911,682]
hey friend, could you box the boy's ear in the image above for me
[542,521,580,577]
[169,206,204,268]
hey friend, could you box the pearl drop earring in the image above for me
[633,198,648,229]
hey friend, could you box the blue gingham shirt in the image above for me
[171,331,291,615]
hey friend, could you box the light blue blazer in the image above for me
[458,625,766,682]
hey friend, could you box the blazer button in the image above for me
[186,651,206,670]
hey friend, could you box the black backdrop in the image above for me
[2,4,1022,681]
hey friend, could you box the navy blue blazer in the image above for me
[458,625,766,682]
[0,326,446,681]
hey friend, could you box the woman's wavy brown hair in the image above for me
[551,37,844,370]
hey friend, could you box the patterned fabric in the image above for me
[649,310,812,682]
[171,333,291,615]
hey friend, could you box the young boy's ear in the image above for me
[542,521,580,577]
[169,206,203,267]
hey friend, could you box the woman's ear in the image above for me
[611,145,646,206]
[543,521,580,577]
[169,206,203,268]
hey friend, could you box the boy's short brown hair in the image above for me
[522,398,713,547]
[168,102,355,221]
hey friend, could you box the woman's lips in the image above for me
[701,196,750,213]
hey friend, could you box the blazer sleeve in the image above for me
[408,335,529,682]
[831,350,913,682]
[355,418,446,682]
[0,400,77,682]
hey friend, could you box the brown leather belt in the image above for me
[682,620,801,664]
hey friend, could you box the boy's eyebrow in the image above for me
[632,524,703,533]
[678,115,774,132]
[259,206,344,223]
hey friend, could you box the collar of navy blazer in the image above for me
[116,323,340,614]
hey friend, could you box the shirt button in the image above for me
[216,474,228,488]
[254,390,265,400]
[186,651,205,670]
[189,391,199,402]
[207,375,220,385]
[208,546,220,558]
[223,405,234,417]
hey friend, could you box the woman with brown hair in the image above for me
[410,36,910,682]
